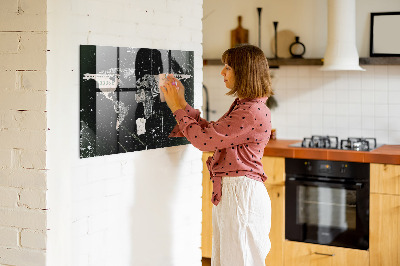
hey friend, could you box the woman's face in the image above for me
[220,64,235,89]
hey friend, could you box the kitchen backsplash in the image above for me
[203,65,400,144]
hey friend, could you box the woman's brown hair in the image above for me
[221,44,273,99]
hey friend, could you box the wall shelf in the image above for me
[203,57,400,67]
[359,57,400,65]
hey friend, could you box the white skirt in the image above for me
[212,176,271,266]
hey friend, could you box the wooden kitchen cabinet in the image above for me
[284,241,369,266]
[261,156,285,186]
[262,156,285,266]
[202,152,213,258]
[370,193,400,266]
[370,163,400,195]
[264,184,285,266]
[370,163,400,266]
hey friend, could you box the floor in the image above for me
[202,257,211,266]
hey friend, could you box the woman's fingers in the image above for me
[165,79,178,96]
[165,75,186,107]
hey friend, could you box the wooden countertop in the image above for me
[263,139,400,165]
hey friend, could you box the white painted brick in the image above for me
[71,166,88,187]
[88,232,107,266]
[20,229,46,250]
[155,13,180,27]
[0,149,11,169]
[0,0,18,13]
[0,51,46,71]
[0,110,47,130]
[71,218,88,237]
[87,212,109,233]
[191,31,203,44]
[0,13,46,32]
[189,3,203,19]
[88,1,125,20]
[0,208,46,230]
[0,71,16,90]
[127,1,164,13]
[19,189,46,209]
[0,91,46,111]
[19,0,47,15]
[20,149,46,170]
[166,0,192,14]
[0,227,19,247]
[0,32,20,54]
[0,32,47,71]
[87,164,109,183]
[181,15,202,30]
[0,247,45,266]
[0,169,47,189]
[0,129,46,150]
[104,178,123,196]
[0,187,19,208]
[16,70,47,91]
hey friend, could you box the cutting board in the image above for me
[231,16,249,48]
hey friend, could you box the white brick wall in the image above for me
[46,1,203,266]
[0,0,48,265]
[3,0,203,264]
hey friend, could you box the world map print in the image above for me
[80,45,194,158]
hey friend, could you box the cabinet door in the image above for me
[261,156,285,185]
[284,241,369,266]
[202,152,213,258]
[370,163,400,195]
[370,193,400,266]
[264,184,284,266]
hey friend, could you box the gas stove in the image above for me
[289,135,381,151]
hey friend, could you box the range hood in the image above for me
[320,0,365,71]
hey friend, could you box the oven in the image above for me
[285,158,370,250]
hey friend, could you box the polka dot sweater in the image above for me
[169,97,272,206]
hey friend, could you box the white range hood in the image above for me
[320,0,365,71]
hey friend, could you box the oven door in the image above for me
[285,177,369,250]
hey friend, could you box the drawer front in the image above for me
[284,241,369,266]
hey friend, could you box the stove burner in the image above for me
[301,135,339,149]
[295,136,378,151]
[340,137,377,151]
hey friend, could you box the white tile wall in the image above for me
[203,65,400,144]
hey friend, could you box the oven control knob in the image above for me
[304,161,312,171]
[340,164,347,174]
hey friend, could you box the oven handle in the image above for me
[286,177,364,189]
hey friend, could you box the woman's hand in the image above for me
[161,76,185,113]
[166,74,187,108]
[173,76,187,108]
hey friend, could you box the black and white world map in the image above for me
[80,45,194,158]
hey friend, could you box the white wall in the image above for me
[0,0,48,265]
[203,0,400,145]
[47,0,203,266]
[203,0,400,58]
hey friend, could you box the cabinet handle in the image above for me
[314,252,335,257]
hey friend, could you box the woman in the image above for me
[161,44,273,266]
